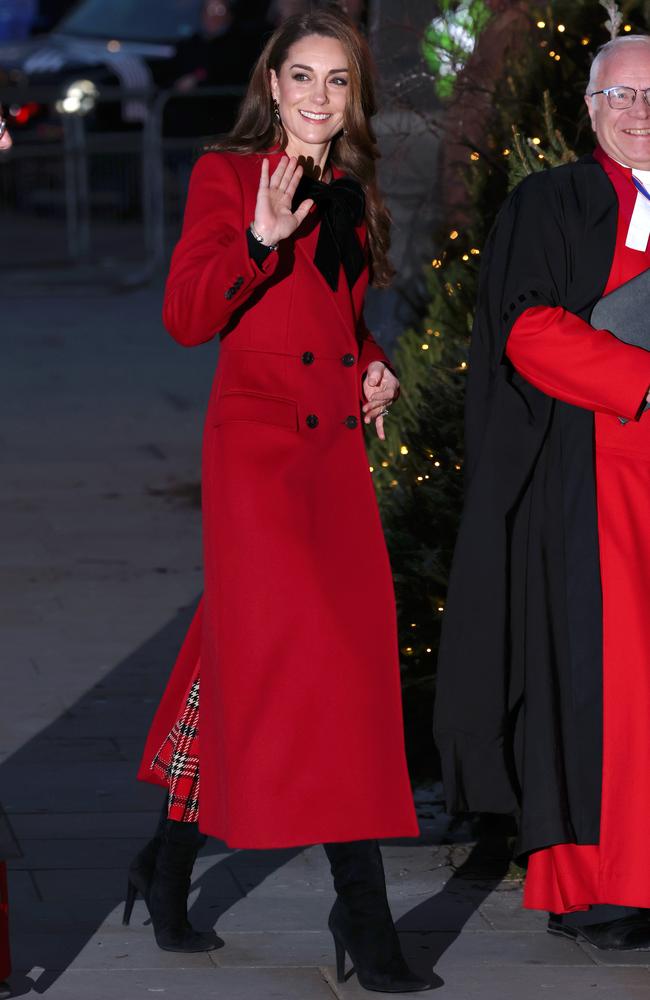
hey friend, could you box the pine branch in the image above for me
[599,0,623,38]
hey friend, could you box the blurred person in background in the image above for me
[127,7,431,993]
[0,107,11,151]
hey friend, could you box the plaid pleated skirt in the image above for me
[151,671,201,823]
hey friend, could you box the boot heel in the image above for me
[332,932,346,983]
[123,878,138,926]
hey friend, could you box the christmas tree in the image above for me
[371,0,644,776]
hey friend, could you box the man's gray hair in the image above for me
[587,34,650,93]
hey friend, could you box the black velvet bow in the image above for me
[292,175,366,292]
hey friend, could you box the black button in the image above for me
[235,276,244,287]
[306,414,319,429]
[225,289,234,300]
[344,415,358,429]
[301,351,315,365]
[341,353,355,367]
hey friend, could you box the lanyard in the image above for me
[632,175,650,202]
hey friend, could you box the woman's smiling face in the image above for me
[270,34,349,159]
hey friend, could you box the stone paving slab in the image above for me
[8,967,338,1000]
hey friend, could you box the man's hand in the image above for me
[362,361,399,441]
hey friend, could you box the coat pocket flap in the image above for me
[213,391,299,431]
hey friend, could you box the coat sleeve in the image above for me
[163,153,280,347]
[507,305,650,420]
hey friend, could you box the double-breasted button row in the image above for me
[299,352,356,366]
[305,414,359,430]
[224,275,244,300]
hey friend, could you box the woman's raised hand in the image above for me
[252,157,314,247]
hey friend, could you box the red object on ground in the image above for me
[138,150,418,849]
[0,862,10,981]
[507,148,650,911]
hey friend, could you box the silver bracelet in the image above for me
[249,221,278,251]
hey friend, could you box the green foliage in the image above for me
[422,0,492,98]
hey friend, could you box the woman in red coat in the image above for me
[127,9,427,993]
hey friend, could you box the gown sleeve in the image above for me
[506,305,650,421]
[163,153,280,347]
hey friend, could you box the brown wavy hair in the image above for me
[208,7,394,287]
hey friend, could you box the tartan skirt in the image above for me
[151,668,201,823]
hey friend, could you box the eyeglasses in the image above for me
[588,86,650,109]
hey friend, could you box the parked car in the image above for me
[0,0,270,137]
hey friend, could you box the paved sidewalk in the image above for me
[2,282,650,999]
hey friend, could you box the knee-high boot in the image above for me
[123,801,217,952]
[323,840,430,993]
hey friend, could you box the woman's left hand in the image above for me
[362,361,399,441]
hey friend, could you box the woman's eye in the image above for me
[292,73,309,82]
[331,77,348,87]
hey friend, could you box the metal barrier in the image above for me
[0,84,245,284]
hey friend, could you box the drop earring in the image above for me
[273,99,281,122]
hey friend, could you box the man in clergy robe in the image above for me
[434,35,650,950]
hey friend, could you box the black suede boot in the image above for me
[548,910,650,950]
[146,819,218,952]
[123,804,217,953]
[123,798,168,926]
[324,840,431,993]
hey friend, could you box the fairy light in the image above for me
[421,343,429,350]
[426,647,432,653]
[581,37,590,45]
[460,361,468,369]
[531,137,541,145]
[557,23,565,32]
[536,20,546,28]
[400,445,409,455]
[390,479,398,487]
[431,258,442,269]
[434,461,441,467]
[503,148,510,156]
[381,460,389,468]
[549,50,556,57]
[470,248,480,255]
[470,151,480,161]
[462,254,469,261]
[624,24,632,32]
[449,230,459,240]
[437,606,444,613]
[555,54,561,62]
[369,465,374,472]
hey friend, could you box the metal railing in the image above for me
[0,84,245,284]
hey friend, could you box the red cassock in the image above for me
[506,148,650,911]
[137,150,419,849]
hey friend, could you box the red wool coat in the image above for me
[138,149,419,848]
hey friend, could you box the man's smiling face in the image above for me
[586,42,650,170]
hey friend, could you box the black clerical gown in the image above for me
[434,151,650,859]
